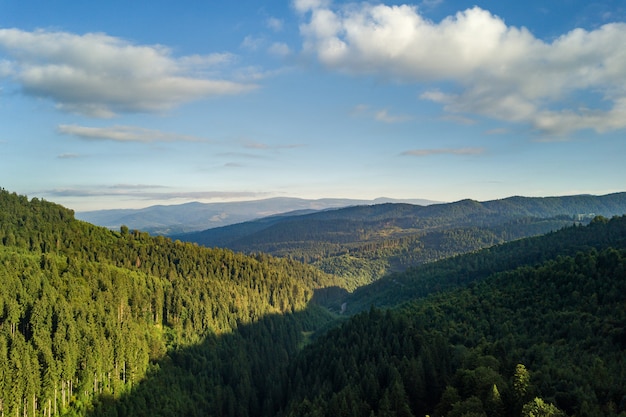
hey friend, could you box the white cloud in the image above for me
[297,3,626,135]
[57,124,207,143]
[0,28,257,117]
[178,53,236,74]
[293,0,331,14]
[242,35,265,51]
[269,42,291,57]
[266,17,284,32]
[0,59,14,77]
[374,109,412,123]
[421,0,443,8]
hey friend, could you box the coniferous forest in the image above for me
[1,188,626,417]
[175,193,626,288]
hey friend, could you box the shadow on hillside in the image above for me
[85,295,340,417]
[309,285,350,313]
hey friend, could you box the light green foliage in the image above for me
[522,397,566,417]
[513,364,531,401]
[0,189,338,417]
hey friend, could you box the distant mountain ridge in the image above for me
[175,192,626,287]
[76,196,439,235]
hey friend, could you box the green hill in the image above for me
[175,193,626,288]
[0,188,340,417]
[2,188,626,417]
[343,214,626,313]
[84,214,626,417]
[281,217,626,417]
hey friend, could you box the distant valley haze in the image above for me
[76,196,441,235]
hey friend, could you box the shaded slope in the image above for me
[345,215,626,313]
[280,220,626,417]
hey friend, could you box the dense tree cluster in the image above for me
[1,188,625,417]
[282,246,626,417]
[346,215,626,312]
[0,189,338,417]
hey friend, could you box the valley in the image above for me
[1,188,625,417]
[174,193,626,290]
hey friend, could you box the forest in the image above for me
[175,193,626,287]
[1,188,625,417]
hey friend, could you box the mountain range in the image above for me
[174,192,626,288]
[76,197,439,235]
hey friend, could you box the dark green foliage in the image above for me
[346,214,626,312]
[282,244,626,417]
[2,188,626,417]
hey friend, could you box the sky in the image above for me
[1,0,625,211]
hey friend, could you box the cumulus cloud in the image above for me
[293,0,332,14]
[57,124,207,143]
[296,3,626,135]
[401,147,485,157]
[0,28,256,117]
[241,35,265,51]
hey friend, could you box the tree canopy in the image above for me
[1,188,625,417]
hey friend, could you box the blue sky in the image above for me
[1,0,625,211]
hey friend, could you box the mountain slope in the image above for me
[3,188,626,417]
[281,246,626,417]
[344,214,626,313]
[280,217,626,417]
[176,193,626,286]
[82,213,626,417]
[0,188,341,417]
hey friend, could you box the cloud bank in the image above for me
[296,2,626,135]
[0,28,256,117]
[45,185,267,202]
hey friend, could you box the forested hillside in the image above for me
[2,188,626,417]
[282,244,626,416]
[176,193,626,287]
[344,215,626,313]
[0,189,340,417]
[90,215,626,417]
